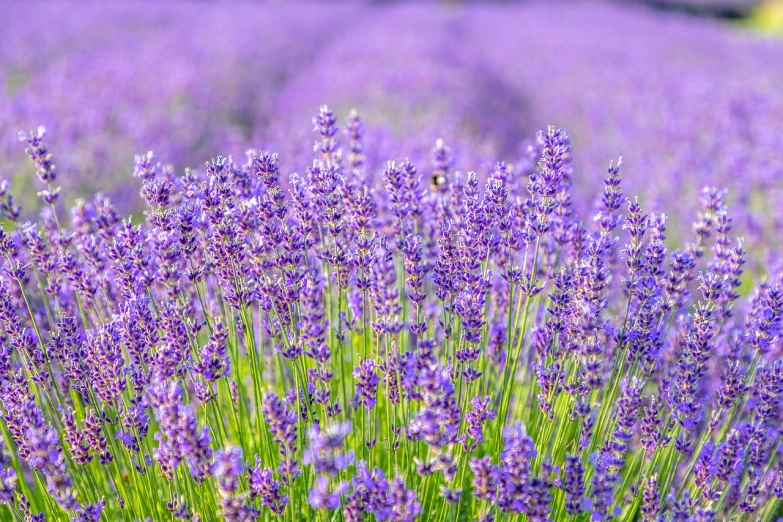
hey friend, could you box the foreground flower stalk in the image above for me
[0,107,780,522]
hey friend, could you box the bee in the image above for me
[430,138,450,190]
[431,171,447,190]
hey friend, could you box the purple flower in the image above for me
[470,456,498,503]
[353,358,379,410]
[147,380,212,483]
[18,126,60,204]
[304,422,354,476]
[715,430,744,485]
[388,478,421,522]
[588,449,620,522]
[197,317,230,382]
[248,457,289,515]
[72,498,106,522]
[408,364,460,448]
[309,476,346,511]
[212,448,260,521]
[497,423,535,514]
[261,392,299,479]
[212,446,244,494]
[559,454,585,516]
[641,475,660,522]
[464,396,495,448]
[0,467,16,505]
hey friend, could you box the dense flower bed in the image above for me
[0,105,780,521]
[2,2,783,520]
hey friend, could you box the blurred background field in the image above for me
[1,0,782,261]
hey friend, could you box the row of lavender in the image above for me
[0,104,780,521]
[2,3,782,245]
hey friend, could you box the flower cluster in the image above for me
[0,107,780,522]
[1,1,782,251]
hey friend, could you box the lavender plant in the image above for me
[0,107,781,522]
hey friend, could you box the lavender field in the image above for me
[1,1,783,521]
